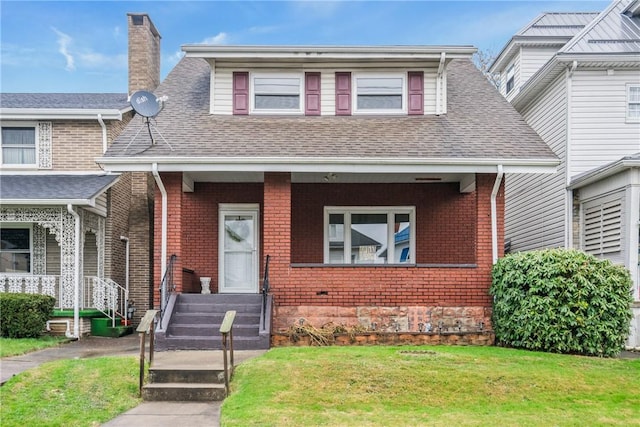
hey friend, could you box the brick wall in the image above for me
[51,120,104,170]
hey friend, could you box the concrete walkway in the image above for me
[1,334,266,426]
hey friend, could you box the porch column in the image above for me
[263,173,292,293]
[154,172,183,307]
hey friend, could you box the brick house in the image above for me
[0,13,158,336]
[98,15,558,349]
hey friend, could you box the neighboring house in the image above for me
[98,14,558,345]
[0,13,158,336]
[490,0,640,347]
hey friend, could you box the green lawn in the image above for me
[221,346,640,426]
[1,356,141,427]
[0,336,68,357]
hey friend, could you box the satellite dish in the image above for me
[130,90,162,117]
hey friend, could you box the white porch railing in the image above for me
[0,274,128,328]
[0,274,61,306]
[84,276,128,328]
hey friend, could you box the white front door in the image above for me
[219,204,259,293]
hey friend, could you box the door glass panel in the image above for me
[224,252,253,289]
[222,213,256,292]
[224,216,253,250]
[351,213,387,264]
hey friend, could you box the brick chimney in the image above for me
[127,13,161,94]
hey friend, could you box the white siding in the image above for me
[211,65,440,116]
[506,74,567,251]
[86,193,107,217]
[570,69,640,176]
[519,46,557,87]
[212,68,234,115]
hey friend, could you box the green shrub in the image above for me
[0,293,56,338]
[490,248,632,357]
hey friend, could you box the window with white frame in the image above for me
[627,84,640,122]
[1,125,36,165]
[354,74,405,113]
[505,64,515,94]
[324,207,415,264]
[0,225,32,273]
[251,74,303,113]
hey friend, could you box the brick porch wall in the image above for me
[154,172,504,330]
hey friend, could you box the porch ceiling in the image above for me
[185,171,468,184]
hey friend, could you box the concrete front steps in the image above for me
[156,293,270,351]
[142,350,266,402]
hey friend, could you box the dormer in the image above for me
[490,12,598,101]
[183,45,476,116]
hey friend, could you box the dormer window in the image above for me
[506,65,515,94]
[251,74,303,114]
[354,73,405,114]
[1,125,36,166]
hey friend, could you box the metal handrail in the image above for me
[84,276,128,327]
[220,310,236,397]
[159,254,177,324]
[261,255,270,330]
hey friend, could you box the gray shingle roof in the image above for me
[104,57,556,163]
[0,174,119,202]
[561,0,640,54]
[0,93,129,110]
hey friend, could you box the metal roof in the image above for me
[561,0,640,54]
[519,12,600,38]
[0,174,119,205]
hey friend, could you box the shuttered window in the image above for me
[232,72,249,115]
[407,71,424,115]
[305,72,321,116]
[335,72,352,116]
[583,197,623,255]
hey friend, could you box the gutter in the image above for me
[0,108,128,121]
[67,204,81,339]
[491,165,504,265]
[436,52,446,115]
[97,114,108,154]
[151,163,168,282]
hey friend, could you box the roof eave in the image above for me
[570,158,640,189]
[490,36,571,73]
[0,198,95,206]
[97,156,559,174]
[183,45,477,60]
[0,107,131,121]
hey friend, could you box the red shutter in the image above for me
[335,72,351,116]
[407,71,424,115]
[233,72,249,115]
[305,72,321,116]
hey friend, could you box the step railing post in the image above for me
[136,309,159,396]
[220,310,236,397]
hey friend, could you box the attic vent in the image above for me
[132,15,144,26]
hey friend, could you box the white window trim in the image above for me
[352,72,407,115]
[323,206,415,265]
[249,72,304,115]
[0,121,39,168]
[626,84,640,123]
[505,64,515,95]
[0,223,33,274]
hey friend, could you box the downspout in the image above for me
[491,165,504,265]
[565,60,577,248]
[67,204,81,338]
[97,114,108,154]
[151,163,167,281]
[120,236,130,305]
[436,52,446,115]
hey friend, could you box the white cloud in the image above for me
[165,49,185,67]
[202,32,229,45]
[79,52,127,69]
[51,27,75,71]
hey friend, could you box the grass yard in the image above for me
[0,336,68,358]
[0,356,141,427]
[222,346,640,427]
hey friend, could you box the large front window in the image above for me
[354,74,405,113]
[252,74,302,113]
[325,207,415,264]
[0,225,32,273]
[1,126,36,165]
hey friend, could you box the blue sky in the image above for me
[1,0,610,93]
